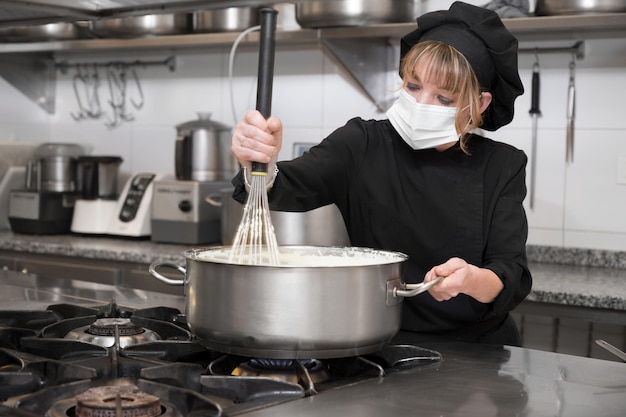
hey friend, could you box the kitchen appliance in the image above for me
[175,112,236,182]
[108,172,171,237]
[0,167,25,230]
[151,113,237,244]
[71,155,123,235]
[8,143,85,234]
[1,270,625,417]
[150,179,230,244]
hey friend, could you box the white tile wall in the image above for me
[1,2,625,251]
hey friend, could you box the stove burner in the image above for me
[64,318,162,348]
[89,318,145,336]
[232,358,330,385]
[248,358,316,370]
[75,385,161,417]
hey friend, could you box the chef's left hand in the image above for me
[424,257,504,303]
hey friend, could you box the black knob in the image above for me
[178,200,192,212]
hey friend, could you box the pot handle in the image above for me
[204,193,222,206]
[394,276,443,298]
[149,262,186,286]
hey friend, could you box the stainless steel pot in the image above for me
[535,0,626,15]
[90,13,190,38]
[207,188,351,246]
[193,7,259,33]
[0,22,89,42]
[295,0,421,28]
[150,246,440,359]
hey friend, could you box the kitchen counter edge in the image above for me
[1,232,625,310]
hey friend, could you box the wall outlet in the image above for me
[618,156,626,185]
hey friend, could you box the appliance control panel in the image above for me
[118,173,155,222]
[108,172,171,237]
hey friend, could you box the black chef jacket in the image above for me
[232,117,532,345]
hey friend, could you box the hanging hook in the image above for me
[129,67,144,110]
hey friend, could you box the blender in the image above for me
[8,143,85,234]
[151,113,235,244]
[70,155,123,234]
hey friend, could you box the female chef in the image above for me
[230,1,532,346]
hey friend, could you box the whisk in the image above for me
[229,8,281,266]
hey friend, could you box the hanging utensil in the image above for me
[229,7,280,266]
[529,53,541,210]
[566,54,576,164]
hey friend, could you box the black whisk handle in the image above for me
[252,8,278,175]
[256,8,278,120]
[251,161,268,174]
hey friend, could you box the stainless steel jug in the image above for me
[175,113,237,182]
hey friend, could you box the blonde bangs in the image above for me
[402,42,469,94]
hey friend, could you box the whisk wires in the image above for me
[229,172,280,265]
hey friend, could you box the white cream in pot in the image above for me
[193,246,406,267]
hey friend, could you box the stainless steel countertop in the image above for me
[240,341,626,417]
[0,266,185,312]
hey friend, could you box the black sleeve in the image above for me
[482,148,533,317]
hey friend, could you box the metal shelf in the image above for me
[1,13,626,53]
[1,13,625,114]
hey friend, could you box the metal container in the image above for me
[535,0,626,15]
[175,113,237,182]
[0,22,88,42]
[208,188,351,246]
[76,156,123,200]
[193,7,259,33]
[26,143,85,192]
[295,0,421,28]
[90,13,190,38]
[150,245,440,359]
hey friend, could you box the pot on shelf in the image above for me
[534,0,626,15]
[295,0,421,28]
[0,22,89,42]
[89,13,191,38]
[193,7,259,33]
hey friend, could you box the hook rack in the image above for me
[55,56,177,73]
[57,56,175,128]
[519,41,585,60]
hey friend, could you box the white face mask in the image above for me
[386,89,459,150]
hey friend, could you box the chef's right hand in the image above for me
[231,110,283,171]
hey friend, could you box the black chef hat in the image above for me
[400,1,524,131]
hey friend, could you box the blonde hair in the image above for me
[399,41,485,154]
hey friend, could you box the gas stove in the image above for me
[1,268,626,417]
[0,300,441,416]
